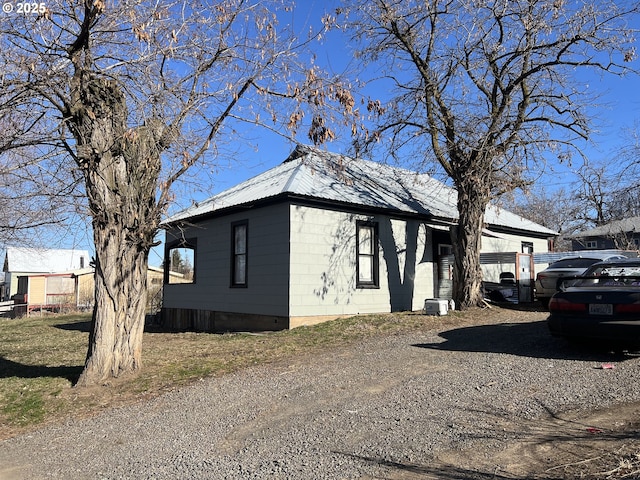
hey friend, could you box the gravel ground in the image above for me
[1,309,640,479]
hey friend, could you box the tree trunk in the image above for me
[69,76,164,386]
[451,182,489,309]
[76,228,149,386]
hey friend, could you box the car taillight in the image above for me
[616,303,640,314]
[549,297,587,312]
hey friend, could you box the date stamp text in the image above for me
[3,3,48,14]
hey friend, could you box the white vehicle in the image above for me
[535,254,627,309]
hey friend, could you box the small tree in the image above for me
[0,1,346,386]
[341,0,639,307]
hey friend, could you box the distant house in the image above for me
[571,217,640,251]
[161,145,557,332]
[2,247,90,302]
[2,247,185,315]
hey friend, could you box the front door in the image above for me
[517,253,533,302]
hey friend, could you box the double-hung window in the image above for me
[356,220,379,288]
[231,221,248,287]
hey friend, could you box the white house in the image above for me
[2,247,90,302]
[161,145,557,331]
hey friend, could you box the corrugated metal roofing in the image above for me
[4,247,90,273]
[165,145,557,236]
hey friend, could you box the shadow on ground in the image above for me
[338,451,521,479]
[0,356,82,382]
[413,320,637,362]
[54,320,92,332]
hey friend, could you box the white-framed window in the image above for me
[586,240,598,249]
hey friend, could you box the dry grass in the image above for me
[0,309,467,440]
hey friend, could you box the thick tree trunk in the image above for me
[68,75,164,386]
[76,229,149,386]
[451,183,489,309]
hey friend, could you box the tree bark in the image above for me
[76,228,149,386]
[451,181,489,309]
[69,75,163,386]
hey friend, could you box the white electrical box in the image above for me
[423,298,449,316]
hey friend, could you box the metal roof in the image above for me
[571,216,640,238]
[4,247,90,273]
[165,145,557,236]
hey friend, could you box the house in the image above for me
[2,247,90,302]
[161,145,557,332]
[571,217,640,251]
[10,268,95,316]
[3,246,185,316]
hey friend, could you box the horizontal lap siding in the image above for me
[163,203,290,317]
[289,205,433,318]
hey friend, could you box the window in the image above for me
[521,242,533,254]
[165,239,196,284]
[356,221,379,288]
[586,240,598,249]
[231,221,248,287]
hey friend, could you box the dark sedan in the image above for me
[548,258,640,347]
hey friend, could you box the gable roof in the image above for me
[3,247,90,274]
[572,216,640,238]
[165,145,557,236]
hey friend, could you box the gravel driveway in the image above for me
[1,309,640,479]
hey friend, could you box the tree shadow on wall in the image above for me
[312,212,427,313]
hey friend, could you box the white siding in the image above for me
[289,205,433,318]
[163,203,290,316]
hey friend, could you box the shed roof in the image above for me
[165,145,557,236]
[4,247,90,274]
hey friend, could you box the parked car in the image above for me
[547,258,640,347]
[535,254,628,309]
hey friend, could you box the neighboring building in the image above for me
[161,145,557,332]
[2,247,90,302]
[11,268,95,316]
[147,266,190,315]
[571,217,640,251]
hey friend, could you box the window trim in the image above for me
[231,220,248,288]
[586,240,598,249]
[356,220,379,288]
[164,238,197,284]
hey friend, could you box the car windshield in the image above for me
[549,258,603,269]
[573,265,640,287]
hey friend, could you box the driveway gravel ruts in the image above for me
[1,309,640,479]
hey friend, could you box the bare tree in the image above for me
[0,1,346,386]
[340,0,639,307]
[571,161,640,226]
[0,146,83,246]
[498,187,581,251]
